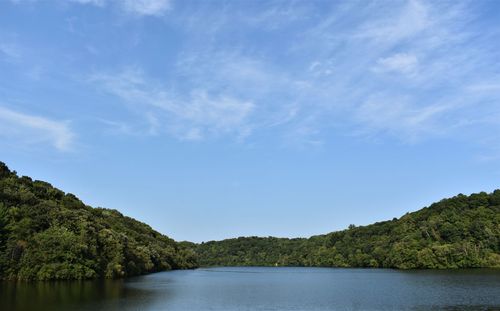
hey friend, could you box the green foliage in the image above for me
[197,191,500,269]
[0,162,198,281]
[1,160,498,280]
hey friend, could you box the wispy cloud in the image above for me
[354,0,431,44]
[90,68,255,140]
[0,106,74,151]
[373,53,419,75]
[9,0,494,149]
[0,36,22,63]
[467,81,500,93]
[353,94,455,141]
[70,0,105,7]
[70,0,172,16]
[0,43,21,60]
[284,0,498,143]
[121,0,171,16]
[81,0,499,147]
[11,0,172,16]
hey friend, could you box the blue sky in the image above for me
[0,0,499,242]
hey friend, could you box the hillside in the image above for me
[0,162,197,281]
[197,191,500,269]
[1,161,499,281]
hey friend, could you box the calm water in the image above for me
[1,267,499,311]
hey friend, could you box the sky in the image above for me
[0,0,499,242]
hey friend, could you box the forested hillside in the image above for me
[197,191,500,269]
[1,160,499,281]
[0,162,197,281]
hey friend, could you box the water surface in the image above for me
[2,267,499,310]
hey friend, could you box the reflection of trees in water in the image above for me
[0,278,163,311]
[1,269,499,310]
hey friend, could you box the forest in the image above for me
[1,160,499,281]
[0,162,197,280]
[197,191,500,269]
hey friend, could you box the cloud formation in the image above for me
[160,1,497,145]
[81,0,171,16]
[121,0,171,16]
[90,68,254,140]
[373,53,419,75]
[0,106,74,151]
[5,0,500,150]
[11,0,173,16]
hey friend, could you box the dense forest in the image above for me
[0,162,197,281]
[1,161,499,281]
[197,191,500,269]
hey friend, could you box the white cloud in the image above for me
[243,2,312,30]
[308,60,334,76]
[122,0,171,16]
[111,1,498,147]
[354,95,454,141]
[70,0,106,6]
[0,43,21,60]
[180,90,254,130]
[181,127,202,141]
[13,0,172,16]
[90,68,255,140]
[173,51,306,133]
[97,0,495,146]
[467,82,500,92]
[0,106,74,151]
[373,53,418,75]
[34,0,496,148]
[0,37,23,63]
[355,0,431,43]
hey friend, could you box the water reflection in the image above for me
[1,268,499,311]
[0,279,154,311]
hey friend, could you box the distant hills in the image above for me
[0,162,196,281]
[197,191,500,269]
[0,161,498,280]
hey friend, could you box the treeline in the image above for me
[1,161,499,281]
[0,162,197,281]
[197,191,500,269]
